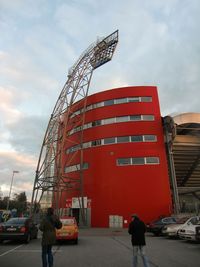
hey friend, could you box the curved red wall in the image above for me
[61,86,172,227]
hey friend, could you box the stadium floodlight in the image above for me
[31,30,119,221]
[90,30,118,69]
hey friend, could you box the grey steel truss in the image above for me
[31,30,119,215]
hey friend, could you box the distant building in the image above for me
[40,191,52,209]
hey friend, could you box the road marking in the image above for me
[12,249,63,253]
[0,245,23,257]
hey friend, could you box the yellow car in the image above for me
[56,216,78,244]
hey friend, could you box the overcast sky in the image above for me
[0,0,200,201]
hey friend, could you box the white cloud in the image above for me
[0,86,22,123]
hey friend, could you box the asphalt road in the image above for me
[0,228,199,267]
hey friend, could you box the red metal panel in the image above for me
[61,86,172,227]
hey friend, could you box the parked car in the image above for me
[178,216,200,241]
[148,216,177,236]
[0,217,38,243]
[162,216,193,237]
[56,216,78,244]
[195,225,200,241]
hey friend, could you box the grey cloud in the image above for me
[6,115,47,155]
[0,151,36,200]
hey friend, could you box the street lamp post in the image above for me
[6,170,19,211]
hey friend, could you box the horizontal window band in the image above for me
[69,114,155,135]
[66,135,157,154]
[117,157,160,166]
[64,162,89,173]
[70,96,153,118]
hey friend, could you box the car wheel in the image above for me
[74,238,78,244]
[25,234,31,244]
[153,232,160,236]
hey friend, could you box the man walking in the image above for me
[128,214,150,267]
[39,207,62,267]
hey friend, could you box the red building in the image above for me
[60,86,172,227]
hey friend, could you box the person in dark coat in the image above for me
[39,207,62,267]
[128,214,150,267]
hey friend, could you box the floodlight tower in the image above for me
[31,30,119,220]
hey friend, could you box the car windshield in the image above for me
[176,217,189,224]
[191,217,200,225]
[162,217,176,223]
[6,218,27,225]
[61,219,75,226]
[152,217,176,224]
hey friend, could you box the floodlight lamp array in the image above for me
[90,30,118,69]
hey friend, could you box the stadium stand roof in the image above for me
[172,113,200,197]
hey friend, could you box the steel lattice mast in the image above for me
[31,30,119,216]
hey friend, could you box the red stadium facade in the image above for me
[59,86,172,227]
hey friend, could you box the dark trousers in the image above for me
[42,245,53,267]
